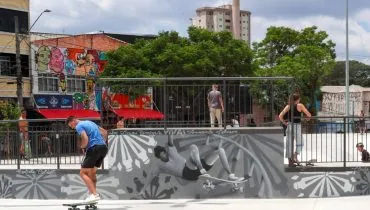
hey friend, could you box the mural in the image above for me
[12,169,61,199]
[1,128,370,200]
[34,45,107,111]
[35,45,107,77]
[322,92,362,115]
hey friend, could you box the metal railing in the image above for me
[97,76,295,129]
[0,119,89,169]
[289,116,370,167]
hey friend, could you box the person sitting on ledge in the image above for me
[356,142,370,162]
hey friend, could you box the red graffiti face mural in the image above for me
[37,46,107,76]
[49,47,64,74]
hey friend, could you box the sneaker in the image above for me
[228,173,244,182]
[85,194,100,203]
[200,168,208,175]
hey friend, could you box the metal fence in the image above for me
[97,77,295,129]
[291,116,370,167]
[0,119,88,169]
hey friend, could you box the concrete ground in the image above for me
[0,196,369,210]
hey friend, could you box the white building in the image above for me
[191,3,251,45]
[320,85,370,116]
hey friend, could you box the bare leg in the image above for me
[80,168,96,194]
[187,144,205,170]
[89,167,97,190]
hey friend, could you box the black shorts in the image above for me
[81,145,108,168]
[182,159,213,181]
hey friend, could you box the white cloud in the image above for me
[29,0,370,64]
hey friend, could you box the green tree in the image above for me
[252,26,336,113]
[0,101,20,158]
[325,60,370,87]
[102,26,253,79]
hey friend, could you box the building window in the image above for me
[226,26,231,29]
[208,12,213,15]
[219,18,222,21]
[0,56,11,76]
[225,19,231,23]
[219,25,223,28]
[199,19,201,22]
[38,73,59,92]
[243,20,246,23]
[0,8,29,34]
[243,34,246,36]
[67,75,86,93]
[225,12,230,16]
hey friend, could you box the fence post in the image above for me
[163,78,167,131]
[223,79,227,129]
[16,124,20,170]
[343,117,347,168]
[56,131,60,169]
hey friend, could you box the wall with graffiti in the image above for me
[32,44,108,110]
[0,128,369,200]
[35,45,107,77]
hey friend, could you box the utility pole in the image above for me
[15,16,23,109]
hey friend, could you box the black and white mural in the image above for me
[0,127,368,199]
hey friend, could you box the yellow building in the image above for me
[0,0,31,106]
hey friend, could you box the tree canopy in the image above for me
[325,60,370,87]
[101,26,254,79]
[252,26,336,112]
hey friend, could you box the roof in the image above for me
[104,33,157,44]
[321,85,370,93]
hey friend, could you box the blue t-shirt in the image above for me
[76,120,106,149]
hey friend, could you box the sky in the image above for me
[30,0,370,64]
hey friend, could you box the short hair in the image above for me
[66,116,76,125]
[154,146,166,158]
[356,143,364,148]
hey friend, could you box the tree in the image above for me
[325,60,370,87]
[102,26,253,79]
[252,26,336,114]
[0,101,20,159]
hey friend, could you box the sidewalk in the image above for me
[0,196,369,210]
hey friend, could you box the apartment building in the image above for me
[0,0,31,105]
[191,4,251,45]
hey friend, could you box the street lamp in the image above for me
[15,9,51,108]
[28,9,52,35]
[345,0,349,118]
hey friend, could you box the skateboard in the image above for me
[63,201,98,210]
[296,159,317,167]
[199,175,249,192]
[305,159,317,166]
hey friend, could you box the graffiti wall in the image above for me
[33,45,107,110]
[35,45,107,77]
[0,128,368,199]
[322,92,363,115]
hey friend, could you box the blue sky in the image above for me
[30,0,370,64]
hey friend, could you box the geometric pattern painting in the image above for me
[0,128,370,200]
